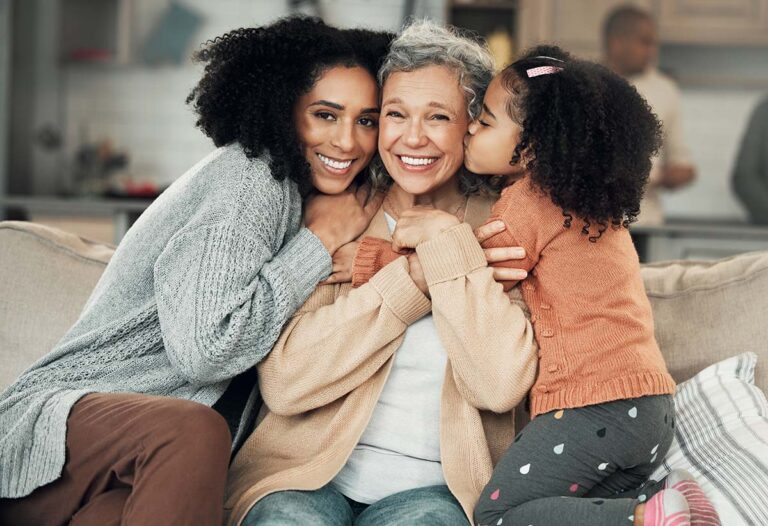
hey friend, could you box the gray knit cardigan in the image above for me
[0,144,332,498]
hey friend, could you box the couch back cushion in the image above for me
[642,251,768,393]
[0,221,113,391]
[2,220,768,397]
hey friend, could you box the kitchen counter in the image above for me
[1,195,154,243]
[630,218,768,262]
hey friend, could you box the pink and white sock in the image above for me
[663,469,720,526]
[643,489,691,526]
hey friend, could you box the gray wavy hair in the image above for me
[381,19,494,119]
[370,19,501,195]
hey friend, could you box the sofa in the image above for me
[2,220,767,523]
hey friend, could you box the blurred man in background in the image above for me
[732,95,768,224]
[604,5,696,225]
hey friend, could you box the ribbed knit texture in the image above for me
[352,178,676,418]
[224,197,538,526]
[0,144,332,499]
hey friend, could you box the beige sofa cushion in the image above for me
[642,251,768,393]
[0,221,113,391]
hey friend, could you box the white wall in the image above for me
[62,1,288,188]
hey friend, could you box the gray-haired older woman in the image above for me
[224,20,536,526]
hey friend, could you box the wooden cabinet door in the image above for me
[653,0,768,45]
[519,0,768,51]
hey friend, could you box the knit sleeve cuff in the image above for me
[272,227,333,307]
[369,257,431,325]
[416,223,487,286]
[351,237,401,288]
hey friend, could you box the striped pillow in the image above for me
[651,352,768,525]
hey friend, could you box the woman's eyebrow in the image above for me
[308,100,344,110]
[428,101,455,113]
[309,101,380,114]
[382,98,456,115]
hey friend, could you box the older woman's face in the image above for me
[379,65,469,196]
[294,65,380,195]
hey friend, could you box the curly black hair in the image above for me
[502,45,662,239]
[187,16,393,195]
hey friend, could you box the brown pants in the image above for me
[0,392,232,526]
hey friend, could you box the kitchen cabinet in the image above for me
[517,0,768,58]
[653,0,768,46]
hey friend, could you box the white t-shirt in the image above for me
[331,213,447,504]
[629,68,693,225]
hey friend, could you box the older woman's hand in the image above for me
[391,206,460,252]
[475,220,528,283]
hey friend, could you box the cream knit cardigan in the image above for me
[225,195,538,525]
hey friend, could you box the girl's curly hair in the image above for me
[187,16,393,195]
[502,45,662,238]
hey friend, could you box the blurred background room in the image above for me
[1,0,767,261]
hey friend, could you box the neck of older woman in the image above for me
[385,177,464,219]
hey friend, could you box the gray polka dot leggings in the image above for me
[474,394,675,526]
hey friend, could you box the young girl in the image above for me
[349,44,719,526]
[465,46,719,526]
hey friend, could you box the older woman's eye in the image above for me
[358,117,378,128]
[386,110,404,119]
[314,111,336,121]
[431,114,450,121]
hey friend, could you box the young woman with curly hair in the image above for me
[0,16,391,526]
[463,46,717,526]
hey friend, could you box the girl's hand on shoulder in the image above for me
[319,241,358,285]
[474,220,528,283]
[305,186,385,254]
[391,206,460,252]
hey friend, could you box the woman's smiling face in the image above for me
[294,65,380,195]
[378,65,469,196]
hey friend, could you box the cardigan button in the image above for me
[524,283,535,291]
[531,314,538,323]
[548,364,559,373]
[541,328,555,337]
[539,384,548,392]
[541,303,552,310]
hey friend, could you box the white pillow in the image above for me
[652,352,768,525]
